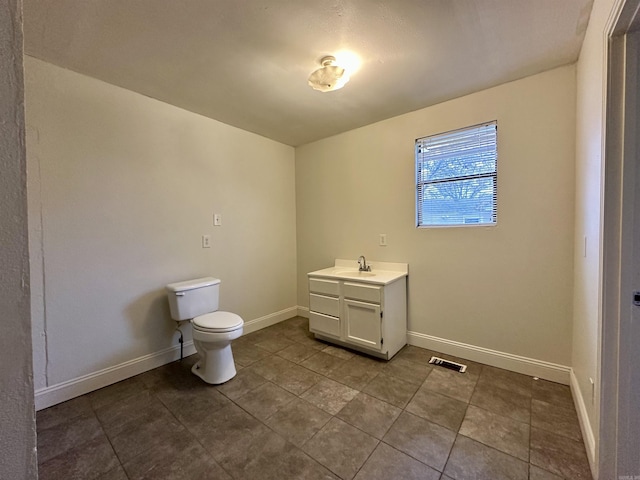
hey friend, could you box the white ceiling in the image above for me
[23,0,593,146]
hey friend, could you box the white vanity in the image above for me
[307,259,408,360]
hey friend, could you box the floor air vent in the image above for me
[429,356,467,373]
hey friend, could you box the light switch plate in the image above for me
[214,214,222,226]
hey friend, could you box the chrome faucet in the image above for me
[358,256,371,272]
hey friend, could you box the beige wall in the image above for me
[573,0,620,467]
[0,0,38,476]
[26,57,297,388]
[296,66,576,366]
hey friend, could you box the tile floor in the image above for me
[36,317,593,480]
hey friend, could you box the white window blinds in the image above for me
[416,121,497,227]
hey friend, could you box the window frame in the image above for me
[415,121,498,228]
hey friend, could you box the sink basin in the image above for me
[333,269,376,277]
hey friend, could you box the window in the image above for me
[415,121,497,227]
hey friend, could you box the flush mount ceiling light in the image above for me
[308,56,350,92]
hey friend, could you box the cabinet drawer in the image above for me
[309,311,340,338]
[310,293,340,317]
[343,282,382,303]
[309,278,340,296]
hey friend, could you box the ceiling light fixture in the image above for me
[308,56,350,92]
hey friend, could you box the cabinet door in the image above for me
[343,299,382,350]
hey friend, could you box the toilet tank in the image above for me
[166,277,221,321]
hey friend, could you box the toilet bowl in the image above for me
[191,311,243,384]
[166,277,244,385]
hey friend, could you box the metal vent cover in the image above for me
[429,356,467,373]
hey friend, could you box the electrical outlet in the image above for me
[214,213,222,226]
[202,235,211,248]
[379,234,388,246]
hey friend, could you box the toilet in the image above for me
[166,277,243,384]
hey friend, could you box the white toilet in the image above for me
[166,277,243,384]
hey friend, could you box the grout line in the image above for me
[90,398,129,478]
[350,436,381,479]
[455,432,532,467]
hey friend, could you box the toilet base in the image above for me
[191,342,238,384]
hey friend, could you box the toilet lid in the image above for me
[192,311,243,332]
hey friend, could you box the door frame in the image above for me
[600,0,640,476]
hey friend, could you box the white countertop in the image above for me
[308,259,408,285]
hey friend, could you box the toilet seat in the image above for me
[192,311,243,333]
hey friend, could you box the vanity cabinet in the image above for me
[307,271,407,360]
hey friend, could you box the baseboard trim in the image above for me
[241,306,299,334]
[35,306,299,411]
[297,306,309,318]
[570,369,597,476]
[35,341,197,411]
[407,331,571,384]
